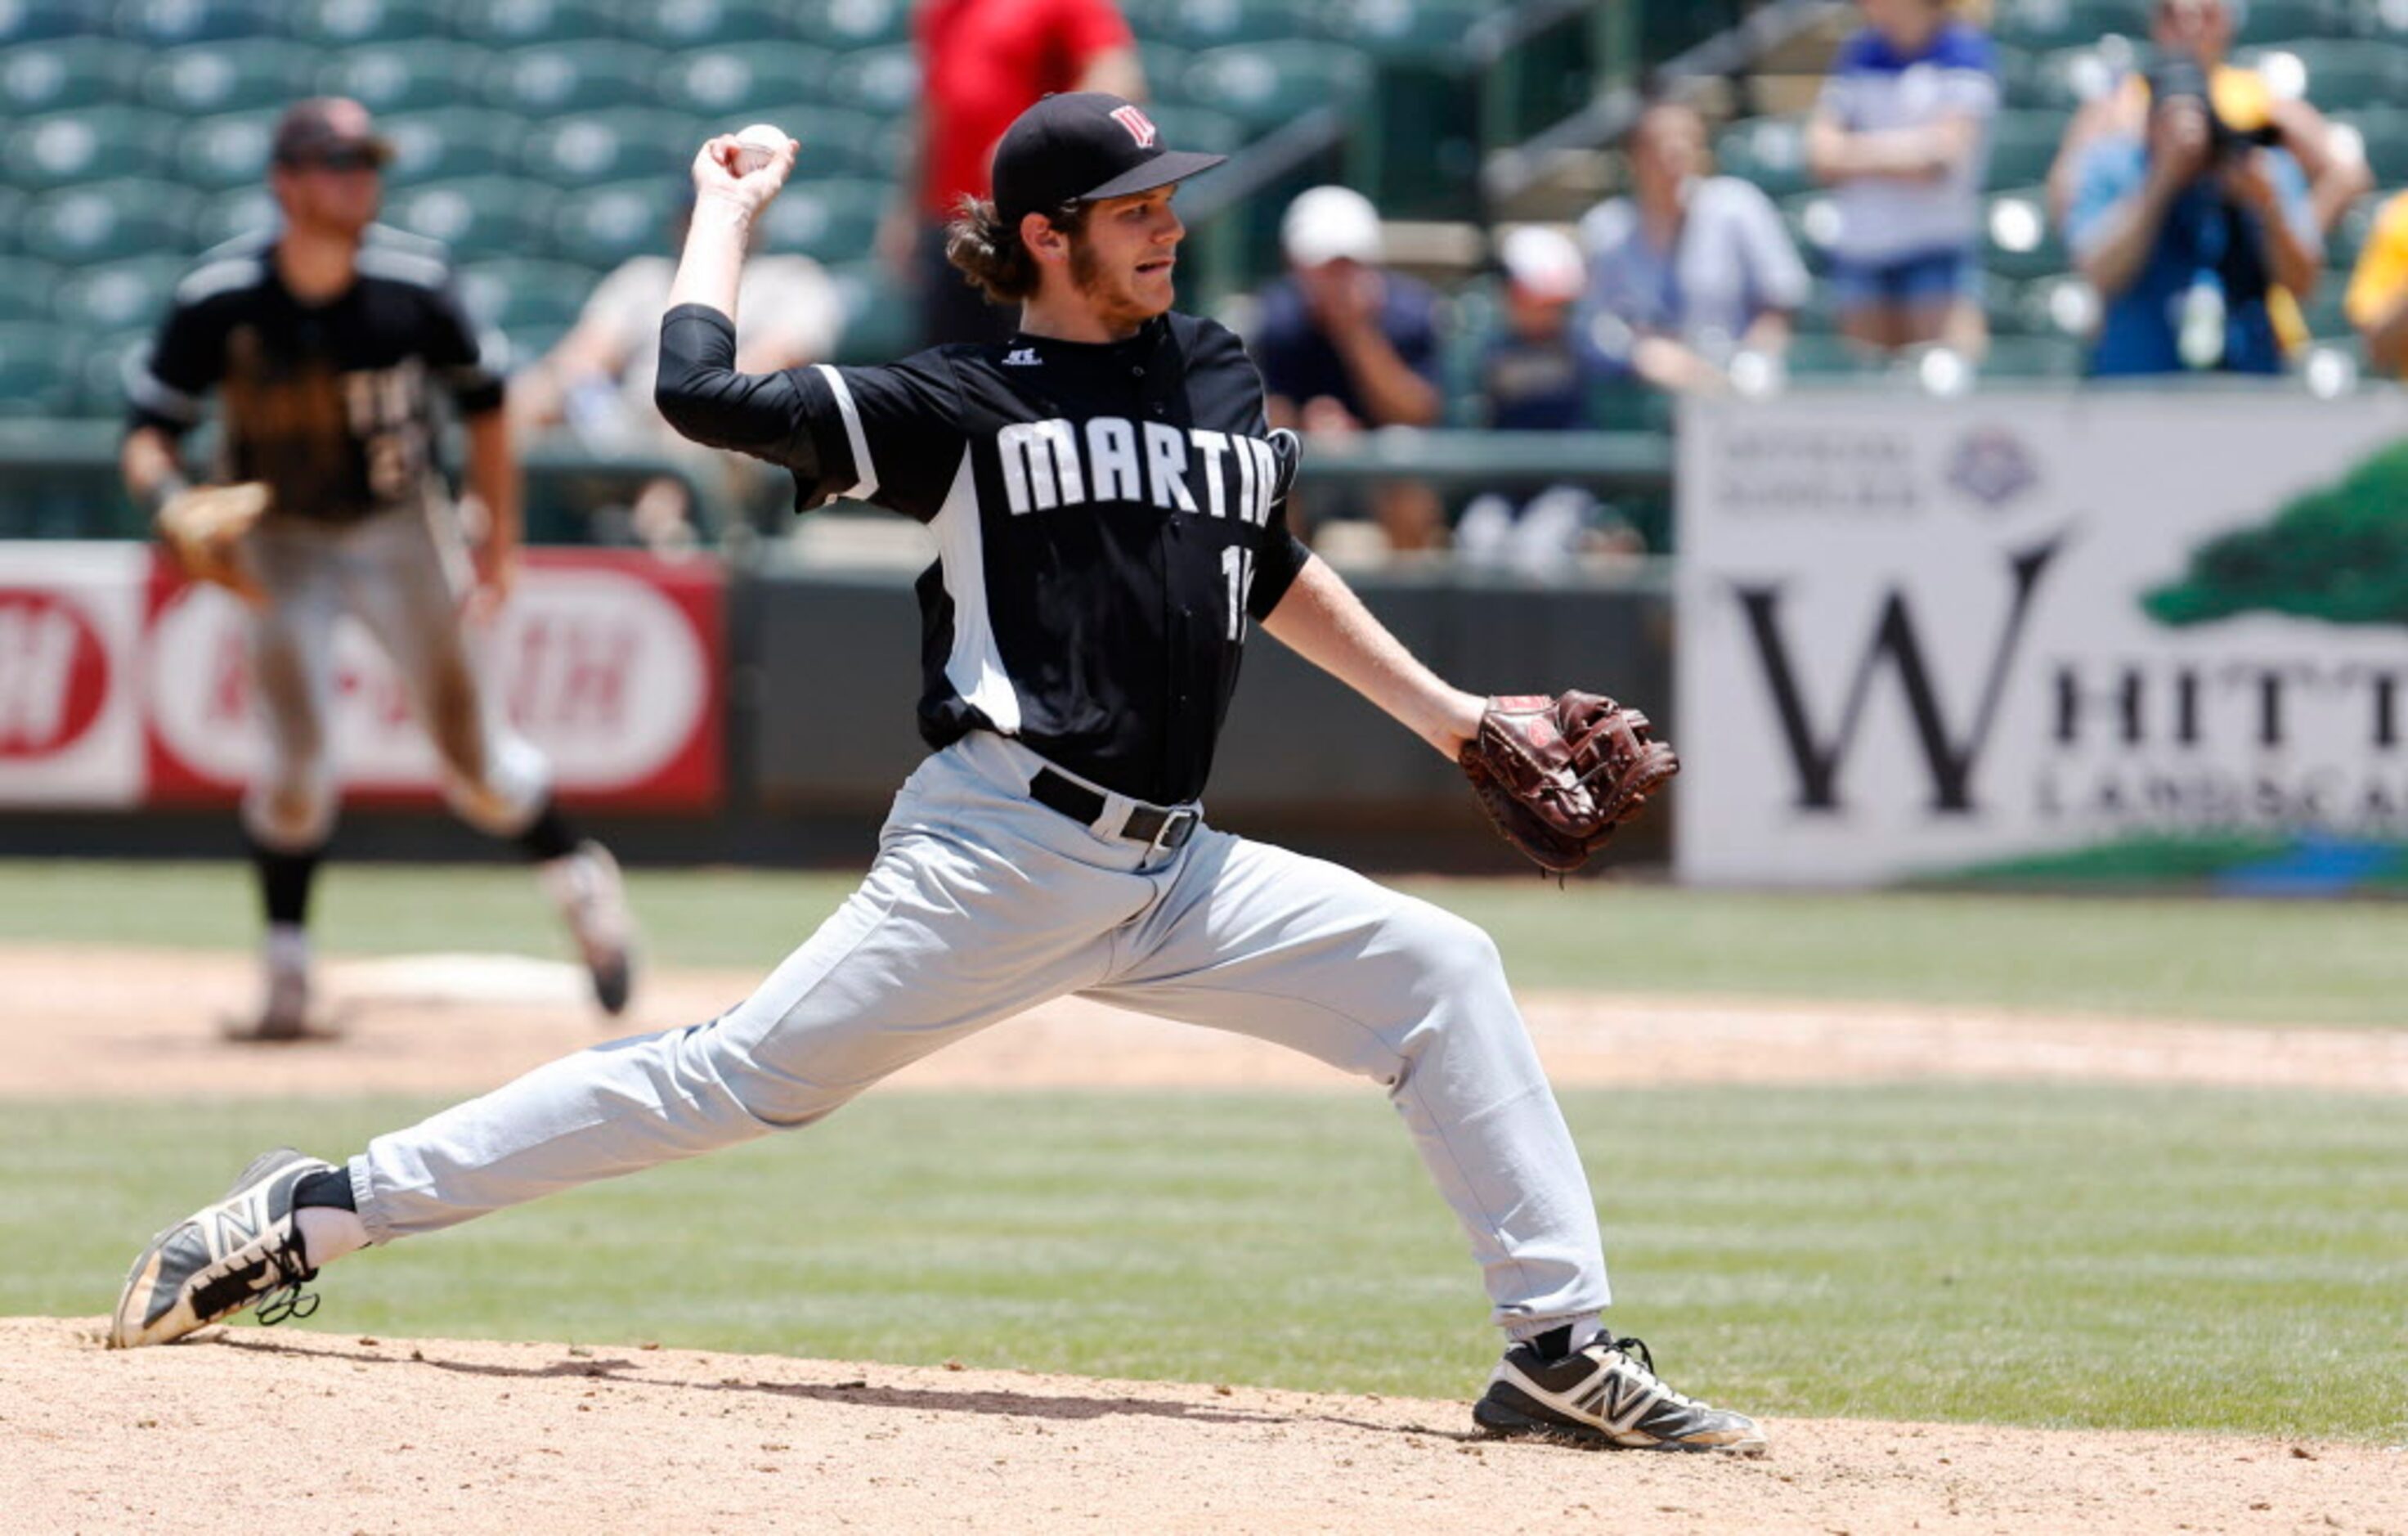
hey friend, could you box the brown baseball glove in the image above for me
[154,481,271,598]
[1458,692,1680,874]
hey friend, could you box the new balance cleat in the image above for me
[109,1149,330,1350]
[1473,1334,1768,1454]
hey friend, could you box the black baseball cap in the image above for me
[271,97,393,168]
[989,92,1225,227]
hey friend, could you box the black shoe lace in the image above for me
[1608,1333,1655,1376]
[252,1226,321,1328]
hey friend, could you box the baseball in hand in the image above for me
[731,124,787,177]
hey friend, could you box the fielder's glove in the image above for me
[1458,692,1679,874]
[153,481,271,596]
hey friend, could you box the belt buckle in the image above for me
[1146,806,1199,858]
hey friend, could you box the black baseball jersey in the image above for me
[658,303,1311,806]
[128,226,504,525]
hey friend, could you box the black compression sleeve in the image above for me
[654,302,823,477]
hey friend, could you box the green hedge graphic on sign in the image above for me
[2144,438,2408,627]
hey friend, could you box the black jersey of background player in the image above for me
[128,227,504,523]
[660,303,1308,806]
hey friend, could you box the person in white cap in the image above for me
[1246,185,1448,551]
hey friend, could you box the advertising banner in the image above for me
[0,543,150,807]
[1676,389,2408,888]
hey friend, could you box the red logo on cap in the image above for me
[1110,105,1158,149]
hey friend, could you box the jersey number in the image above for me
[1221,546,1255,641]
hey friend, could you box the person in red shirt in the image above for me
[880,0,1145,348]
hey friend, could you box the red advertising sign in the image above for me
[0,545,149,807]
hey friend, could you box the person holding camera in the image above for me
[2066,58,2321,376]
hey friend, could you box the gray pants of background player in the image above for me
[242,499,547,851]
[347,730,1612,1338]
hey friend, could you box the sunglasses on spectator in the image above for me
[282,148,383,173]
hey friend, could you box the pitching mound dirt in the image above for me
[12,1318,2400,1536]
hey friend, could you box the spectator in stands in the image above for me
[2047,0,2370,240]
[1805,0,1998,358]
[513,191,841,548]
[1456,226,1636,577]
[2068,56,2321,375]
[2344,186,2408,371]
[1250,185,1449,552]
[1579,100,1810,394]
[879,0,1144,349]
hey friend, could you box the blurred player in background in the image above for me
[512,184,845,549]
[119,98,636,1040]
[878,0,1146,348]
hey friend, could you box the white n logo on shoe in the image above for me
[213,1204,261,1253]
[1574,1360,1666,1432]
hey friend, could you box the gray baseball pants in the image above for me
[348,730,1611,1337]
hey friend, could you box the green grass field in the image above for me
[5,860,2405,1442]
[1,858,2402,1024]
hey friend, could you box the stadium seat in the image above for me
[1,38,146,116]
[1714,115,1814,200]
[1182,42,1372,133]
[2331,106,2408,182]
[1123,0,1309,50]
[550,177,688,267]
[2028,40,2140,110]
[522,110,703,188]
[141,40,325,117]
[18,179,200,264]
[52,255,183,334]
[654,43,836,118]
[482,42,666,118]
[1989,0,2148,52]
[0,323,76,418]
[455,258,597,334]
[755,105,908,179]
[1781,331,1886,377]
[446,0,590,47]
[1978,333,2086,377]
[1321,0,1493,62]
[819,43,919,116]
[1136,42,1192,103]
[786,0,908,51]
[826,258,915,366]
[1139,102,1247,157]
[74,326,154,416]
[2020,272,2103,338]
[2238,39,2408,109]
[2298,278,2355,339]
[757,175,885,263]
[1981,188,2067,281]
[614,0,793,48]
[0,258,63,324]
[177,108,280,190]
[384,176,561,263]
[2,110,180,191]
[1981,274,2037,336]
[1984,110,2069,192]
[378,109,527,185]
[112,0,279,46]
[283,0,449,47]
[2231,0,2345,45]
[0,0,90,45]
[191,185,280,248]
[318,41,494,114]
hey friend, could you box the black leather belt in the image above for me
[1029,768,1200,854]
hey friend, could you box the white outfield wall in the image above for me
[1675,389,2408,887]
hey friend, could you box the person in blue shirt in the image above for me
[2069,58,2322,376]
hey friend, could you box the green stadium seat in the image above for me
[744,105,906,179]
[786,0,908,51]
[827,258,916,365]
[615,0,793,48]
[0,324,76,417]
[142,40,325,117]
[74,326,154,416]
[1981,274,2035,337]
[18,179,200,264]
[1982,187,2067,282]
[113,0,278,46]
[2330,106,2408,182]
[177,108,280,190]
[1978,333,2085,377]
[1141,102,1247,157]
[455,258,598,333]
[1984,110,2069,192]
[2028,41,2137,111]
[319,42,494,114]
[2020,272,2104,338]
[2,110,180,191]
[1124,0,1308,50]
[757,174,884,263]
[384,176,560,262]
[1989,0,2147,52]
[1992,43,2047,108]
[52,255,184,334]
[1781,331,1886,377]
[1182,42,1372,133]
[550,177,688,267]
[378,108,527,185]
[2298,278,2355,339]
[283,0,448,47]
[191,185,279,248]
[2238,39,2408,109]
[0,258,63,323]
[2231,0,2345,45]
[655,43,836,118]
[1320,0,1493,62]
[522,110,702,187]
[1715,114,1814,200]
[1136,42,1192,103]
[482,42,666,118]
[446,0,590,47]
[1,38,145,116]
[819,43,919,116]
[0,0,91,45]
